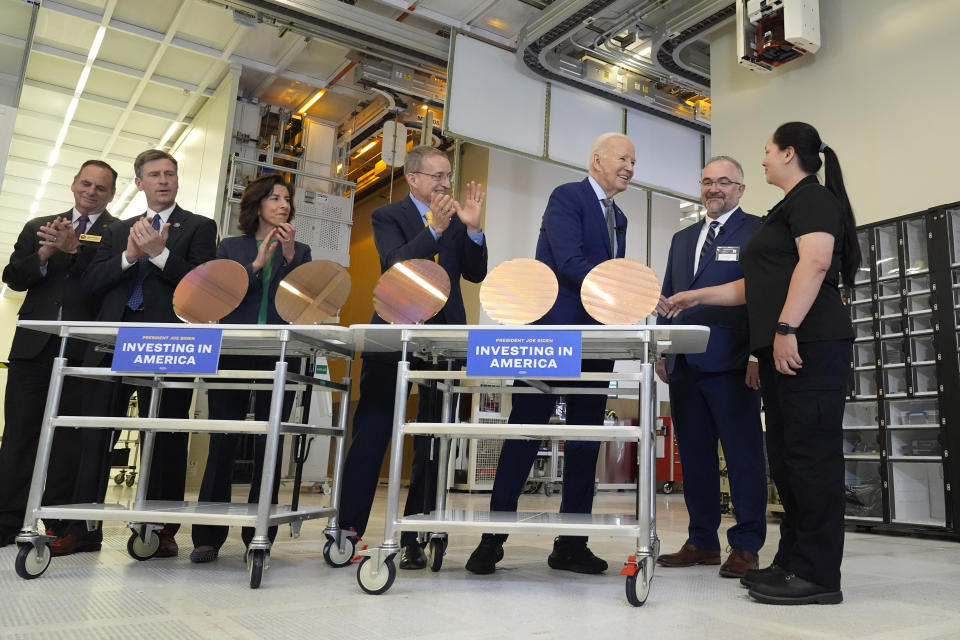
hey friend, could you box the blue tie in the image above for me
[699,220,720,267]
[126,214,161,311]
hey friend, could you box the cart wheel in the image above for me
[249,549,266,589]
[662,482,674,494]
[113,471,125,485]
[357,556,396,595]
[15,543,51,580]
[426,537,445,572]
[127,531,160,561]
[625,557,651,607]
[125,472,137,487]
[543,482,553,497]
[323,535,356,568]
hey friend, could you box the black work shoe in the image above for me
[547,540,608,574]
[465,537,505,575]
[748,572,843,605]
[397,543,428,570]
[740,563,786,589]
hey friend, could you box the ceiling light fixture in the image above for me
[352,140,378,158]
[297,89,326,115]
[157,121,182,148]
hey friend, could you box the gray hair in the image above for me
[704,155,744,182]
[404,144,447,175]
[587,133,631,169]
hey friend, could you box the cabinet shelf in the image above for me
[845,453,881,461]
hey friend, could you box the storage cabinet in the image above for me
[842,203,960,533]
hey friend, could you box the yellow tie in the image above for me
[424,209,438,262]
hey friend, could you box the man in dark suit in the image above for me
[338,144,487,569]
[466,132,634,575]
[51,149,217,556]
[0,161,118,547]
[654,155,767,578]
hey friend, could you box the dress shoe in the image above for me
[397,543,427,570]
[465,536,505,575]
[155,530,178,558]
[189,546,219,563]
[748,572,843,605]
[656,542,721,567]
[740,563,786,589]
[50,534,102,557]
[547,539,608,574]
[718,547,759,578]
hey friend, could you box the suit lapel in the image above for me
[580,179,615,258]
[163,206,187,253]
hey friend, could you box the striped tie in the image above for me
[699,220,720,267]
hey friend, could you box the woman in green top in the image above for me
[190,174,312,563]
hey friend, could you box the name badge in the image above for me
[78,234,102,243]
[715,246,739,262]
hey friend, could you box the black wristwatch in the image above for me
[775,321,797,335]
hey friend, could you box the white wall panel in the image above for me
[547,83,623,167]
[626,108,701,196]
[446,33,546,157]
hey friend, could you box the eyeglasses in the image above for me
[700,178,742,188]
[411,171,454,182]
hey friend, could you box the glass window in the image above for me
[889,461,945,525]
[887,398,939,426]
[845,460,882,518]
[902,218,929,274]
[874,224,900,279]
[843,401,879,427]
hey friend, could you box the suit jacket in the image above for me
[82,205,217,363]
[535,178,628,325]
[369,194,487,325]
[216,234,312,324]
[657,207,762,373]
[3,210,118,361]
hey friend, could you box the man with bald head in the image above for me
[466,132,635,575]
[0,160,118,546]
[654,155,766,579]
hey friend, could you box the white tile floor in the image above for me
[2,484,959,640]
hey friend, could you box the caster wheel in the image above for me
[543,482,553,497]
[125,472,137,488]
[127,531,160,561]
[625,557,651,607]
[426,537,445,572]
[113,471,125,485]
[662,482,674,494]
[323,535,357,568]
[249,549,267,589]
[356,556,396,595]
[15,543,52,580]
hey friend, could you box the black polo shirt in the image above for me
[741,175,853,351]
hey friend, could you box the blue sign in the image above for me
[466,330,581,378]
[111,327,223,374]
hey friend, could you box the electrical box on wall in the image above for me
[736,0,820,73]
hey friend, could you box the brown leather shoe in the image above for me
[50,534,102,557]
[656,542,721,567]
[155,530,179,558]
[719,547,759,578]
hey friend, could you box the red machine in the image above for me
[655,416,683,493]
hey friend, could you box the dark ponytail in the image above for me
[773,122,860,284]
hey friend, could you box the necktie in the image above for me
[601,198,616,257]
[699,220,720,268]
[126,214,162,311]
[75,215,90,238]
[424,210,438,262]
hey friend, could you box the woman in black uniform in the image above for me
[661,121,859,605]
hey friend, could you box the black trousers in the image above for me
[191,354,296,550]
[487,359,614,546]
[338,354,445,547]
[0,340,84,536]
[756,339,850,590]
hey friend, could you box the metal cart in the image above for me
[350,323,708,606]
[12,321,356,589]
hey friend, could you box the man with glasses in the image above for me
[654,155,767,578]
[338,144,487,569]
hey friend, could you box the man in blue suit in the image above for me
[655,155,767,578]
[466,132,635,575]
[338,145,487,569]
